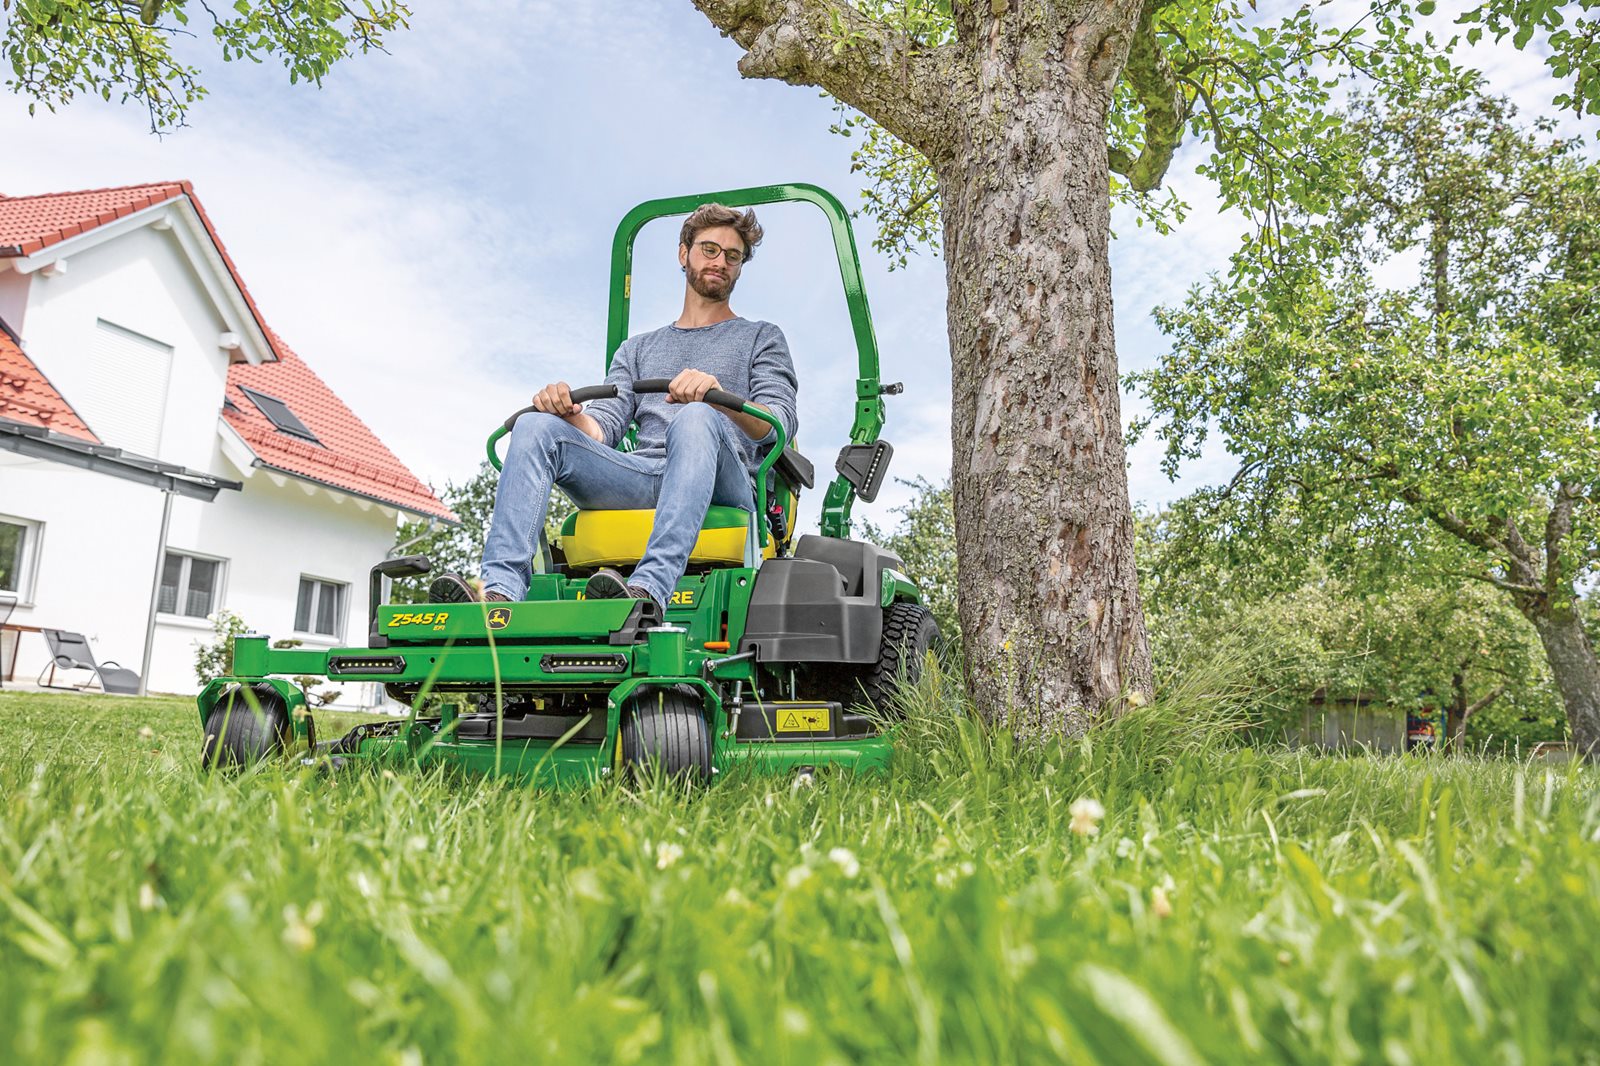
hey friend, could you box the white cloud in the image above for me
[3,0,1591,531]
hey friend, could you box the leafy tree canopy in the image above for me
[1131,70,1600,751]
[3,0,410,131]
[821,2,1598,268]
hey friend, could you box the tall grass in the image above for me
[1,668,1597,1064]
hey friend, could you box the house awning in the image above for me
[0,418,241,501]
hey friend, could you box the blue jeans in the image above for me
[480,403,755,606]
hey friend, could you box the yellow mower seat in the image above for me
[559,505,772,568]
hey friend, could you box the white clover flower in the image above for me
[655,842,684,870]
[828,847,860,879]
[138,883,157,911]
[1151,884,1173,919]
[281,905,316,953]
[137,726,155,740]
[1069,796,1105,836]
[784,865,813,889]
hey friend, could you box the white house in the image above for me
[0,182,455,702]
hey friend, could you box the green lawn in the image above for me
[1,674,1596,1064]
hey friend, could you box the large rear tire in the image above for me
[202,684,292,769]
[862,602,942,710]
[621,688,712,783]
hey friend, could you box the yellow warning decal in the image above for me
[777,707,830,733]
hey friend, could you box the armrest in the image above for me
[772,446,814,491]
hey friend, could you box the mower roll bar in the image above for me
[487,380,788,547]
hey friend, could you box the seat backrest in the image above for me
[44,629,95,669]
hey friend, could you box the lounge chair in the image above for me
[38,629,141,694]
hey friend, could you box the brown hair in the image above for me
[679,204,764,262]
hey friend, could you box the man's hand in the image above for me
[530,381,605,442]
[666,368,721,404]
[531,381,583,417]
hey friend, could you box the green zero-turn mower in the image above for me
[197,183,940,785]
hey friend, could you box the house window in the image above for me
[295,577,347,638]
[158,551,225,618]
[0,516,41,599]
[239,386,321,445]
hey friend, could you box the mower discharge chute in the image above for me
[197,183,938,784]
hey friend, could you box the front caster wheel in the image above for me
[202,684,292,769]
[620,688,712,783]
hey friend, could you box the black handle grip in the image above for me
[501,385,620,432]
[633,378,751,412]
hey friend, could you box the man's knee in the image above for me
[507,411,568,459]
[665,401,724,445]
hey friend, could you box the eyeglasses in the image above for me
[696,240,747,266]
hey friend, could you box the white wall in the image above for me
[20,224,231,470]
[0,268,30,333]
[0,217,407,706]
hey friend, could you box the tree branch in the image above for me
[691,0,955,158]
[1107,0,1185,192]
[1464,684,1508,719]
[1394,483,1511,558]
[1448,570,1545,596]
[1544,480,1580,594]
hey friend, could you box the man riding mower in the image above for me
[198,184,940,785]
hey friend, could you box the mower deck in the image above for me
[199,570,895,786]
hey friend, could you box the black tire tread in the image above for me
[620,689,712,782]
[202,684,291,769]
[862,602,941,708]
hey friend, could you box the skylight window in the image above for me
[239,386,320,445]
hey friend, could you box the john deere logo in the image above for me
[486,607,512,630]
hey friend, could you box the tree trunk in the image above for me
[1530,605,1600,760]
[1447,670,1467,752]
[937,24,1152,733]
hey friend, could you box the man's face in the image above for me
[680,224,746,302]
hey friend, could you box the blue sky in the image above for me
[1,1,1590,530]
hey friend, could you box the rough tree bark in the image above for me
[691,0,1158,732]
[1490,497,1600,758]
[1530,608,1600,757]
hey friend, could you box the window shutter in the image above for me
[79,320,174,458]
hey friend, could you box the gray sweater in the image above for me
[583,317,799,472]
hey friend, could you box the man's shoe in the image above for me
[429,573,478,603]
[429,573,513,604]
[584,568,631,600]
[626,585,663,609]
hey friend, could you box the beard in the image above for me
[687,263,735,302]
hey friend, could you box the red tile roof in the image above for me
[0,181,186,256]
[225,337,455,522]
[0,320,100,443]
[0,181,283,363]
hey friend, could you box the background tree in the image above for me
[391,467,571,605]
[1139,504,1563,749]
[1132,75,1600,756]
[686,0,1452,732]
[2,0,409,131]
